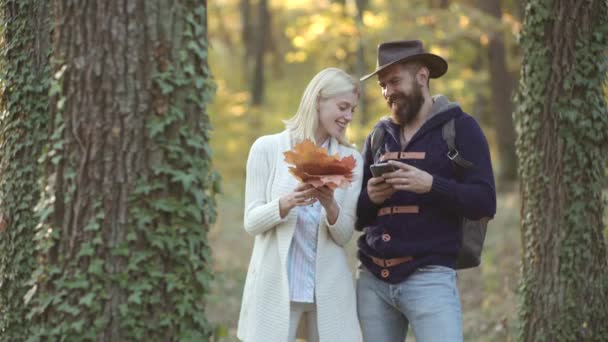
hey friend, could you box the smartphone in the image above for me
[370,162,396,178]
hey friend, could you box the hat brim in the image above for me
[360,53,447,81]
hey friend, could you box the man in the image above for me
[355,39,496,341]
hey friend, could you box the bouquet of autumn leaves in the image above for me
[283,139,357,189]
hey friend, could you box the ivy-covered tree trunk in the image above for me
[515,1,608,341]
[0,1,50,340]
[27,1,218,340]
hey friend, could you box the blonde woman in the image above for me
[237,68,363,342]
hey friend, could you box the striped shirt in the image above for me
[287,139,328,303]
[287,200,321,302]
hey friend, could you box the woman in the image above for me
[237,68,363,342]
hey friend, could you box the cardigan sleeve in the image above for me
[243,136,289,236]
[323,149,364,246]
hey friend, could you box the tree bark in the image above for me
[515,0,608,340]
[28,1,217,340]
[355,0,369,126]
[429,0,449,9]
[478,0,518,184]
[0,1,50,339]
[241,0,253,82]
[251,0,268,106]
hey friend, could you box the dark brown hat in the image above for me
[361,40,447,81]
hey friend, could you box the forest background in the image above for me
[206,0,606,341]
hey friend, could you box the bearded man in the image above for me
[355,40,496,342]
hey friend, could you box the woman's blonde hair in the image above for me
[284,68,360,146]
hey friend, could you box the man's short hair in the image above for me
[399,61,430,86]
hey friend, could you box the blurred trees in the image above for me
[209,0,523,184]
[515,0,608,340]
[477,0,517,183]
[1,1,218,339]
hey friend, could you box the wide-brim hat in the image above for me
[361,40,448,81]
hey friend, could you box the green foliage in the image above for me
[0,1,50,340]
[121,6,221,336]
[514,0,608,340]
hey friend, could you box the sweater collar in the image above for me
[377,94,462,147]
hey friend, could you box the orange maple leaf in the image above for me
[283,139,356,189]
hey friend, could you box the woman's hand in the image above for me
[311,186,339,225]
[279,183,317,218]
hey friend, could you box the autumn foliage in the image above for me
[283,139,356,189]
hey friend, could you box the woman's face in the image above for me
[317,91,358,141]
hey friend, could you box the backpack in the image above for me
[369,118,489,270]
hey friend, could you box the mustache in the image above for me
[387,93,407,107]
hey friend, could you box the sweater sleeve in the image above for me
[243,137,288,236]
[429,115,497,219]
[323,149,364,246]
[355,134,381,230]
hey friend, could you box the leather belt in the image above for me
[380,152,426,162]
[370,255,414,268]
[378,205,419,216]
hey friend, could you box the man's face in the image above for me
[377,63,425,125]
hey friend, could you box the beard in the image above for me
[387,82,425,125]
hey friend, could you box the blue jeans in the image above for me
[356,265,463,342]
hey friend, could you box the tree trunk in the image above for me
[241,0,253,82]
[478,0,518,184]
[429,0,449,9]
[27,1,218,340]
[0,1,50,339]
[251,0,268,106]
[515,0,608,341]
[355,0,369,126]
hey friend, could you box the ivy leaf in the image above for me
[172,171,196,189]
[23,284,37,305]
[88,259,104,276]
[128,291,142,305]
[79,292,95,307]
[57,302,81,316]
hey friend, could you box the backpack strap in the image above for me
[370,124,386,163]
[442,118,474,169]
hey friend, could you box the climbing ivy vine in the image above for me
[12,1,219,340]
[0,1,50,340]
[514,0,608,341]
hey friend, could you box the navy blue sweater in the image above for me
[356,100,496,284]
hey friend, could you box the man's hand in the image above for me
[367,176,395,205]
[384,160,433,194]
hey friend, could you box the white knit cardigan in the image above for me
[237,130,363,342]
